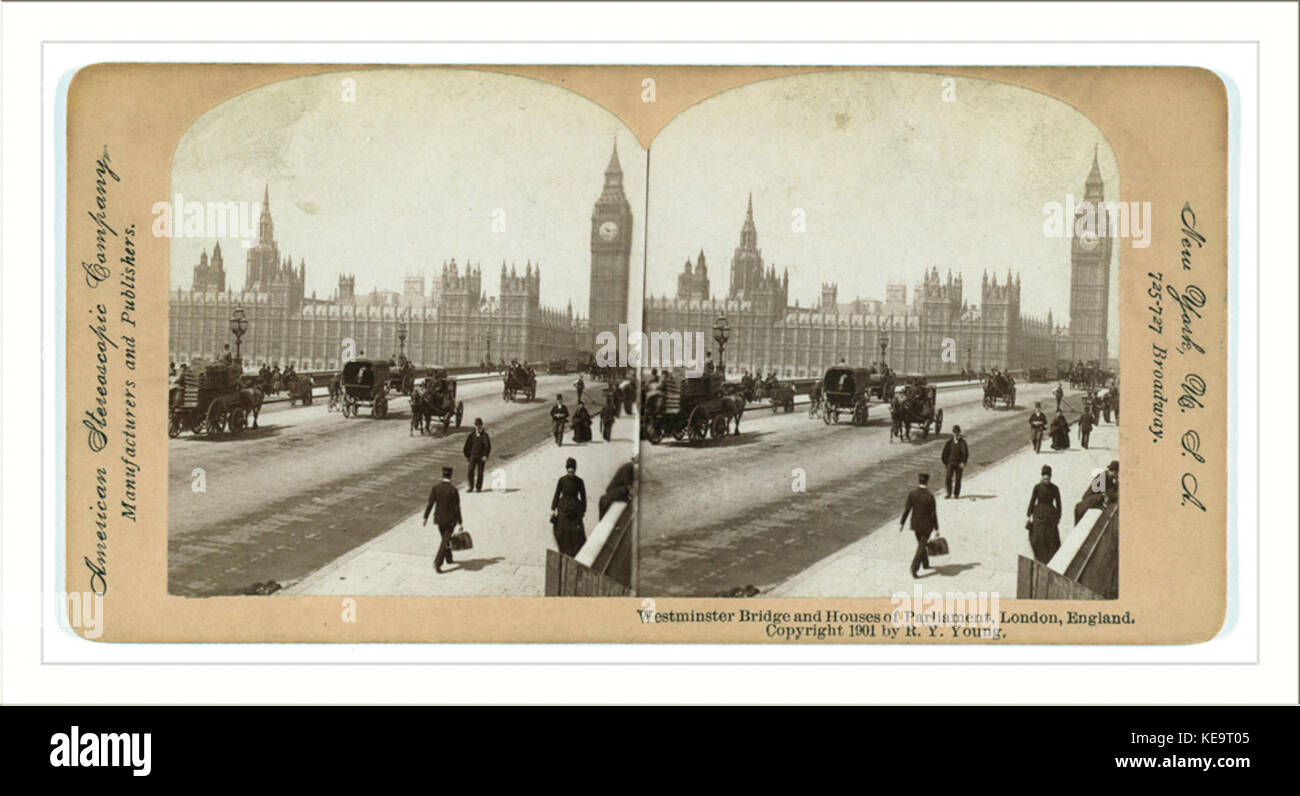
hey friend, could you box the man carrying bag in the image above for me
[423,466,463,574]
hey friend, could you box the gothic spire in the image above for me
[606,137,622,177]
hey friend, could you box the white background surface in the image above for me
[3,2,1295,703]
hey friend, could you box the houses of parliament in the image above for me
[643,152,1114,378]
[171,145,1113,377]
[170,183,585,369]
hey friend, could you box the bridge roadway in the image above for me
[167,373,585,596]
[637,380,1083,597]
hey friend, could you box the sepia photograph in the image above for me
[636,71,1121,602]
[164,69,643,598]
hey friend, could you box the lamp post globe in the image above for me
[229,305,249,365]
[712,316,731,373]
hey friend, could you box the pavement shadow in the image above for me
[179,423,286,442]
[953,494,997,501]
[689,431,773,449]
[443,555,506,573]
[922,561,982,577]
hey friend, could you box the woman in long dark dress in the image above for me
[550,457,587,556]
[1050,410,1071,450]
[571,400,593,443]
[1026,465,1063,563]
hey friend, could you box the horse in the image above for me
[889,395,912,441]
[239,385,265,429]
[409,384,430,435]
[720,393,746,435]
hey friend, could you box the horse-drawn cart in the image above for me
[890,381,943,441]
[410,369,464,434]
[168,359,254,438]
[286,373,314,407]
[339,358,392,418]
[819,366,890,426]
[641,369,744,445]
[983,371,1016,409]
[502,363,536,402]
[387,359,417,396]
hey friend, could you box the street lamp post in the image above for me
[879,330,890,372]
[712,316,731,375]
[229,305,249,366]
[397,320,408,361]
[486,335,492,365]
[967,343,973,374]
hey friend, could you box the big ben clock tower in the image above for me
[1069,148,1113,364]
[589,141,633,348]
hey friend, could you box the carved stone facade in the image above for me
[169,189,580,369]
[644,198,1074,378]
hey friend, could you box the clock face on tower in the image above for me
[1078,233,1100,251]
[598,220,619,242]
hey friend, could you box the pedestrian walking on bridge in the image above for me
[899,472,939,578]
[423,466,463,574]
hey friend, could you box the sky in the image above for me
[169,68,646,317]
[646,70,1122,356]
[171,68,1120,357]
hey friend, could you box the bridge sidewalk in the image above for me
[283,424,637,597]
[767,421,1118,598]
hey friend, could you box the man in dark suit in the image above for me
[1078,406,1094,449]
[462,418,491,492]
[941,425,969,499]
[422,466,463,573]
[1028,402,1048,454]
[899,472,939,578]
[550,394,569,447]
[599,392,618,441]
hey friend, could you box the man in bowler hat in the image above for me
[463,417,491,492]
[941,425,969,499]
[899,472,939,578]
[423,465,463,573]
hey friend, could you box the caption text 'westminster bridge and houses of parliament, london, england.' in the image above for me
[171,145,1112,375]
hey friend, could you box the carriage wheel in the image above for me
[374,396,388,419]
[455,402,464,428]
[644,419,664,445]
[168,415,182,438]
[710,414,730,440]
[686,407,709,443]
[206,402,228,437]
[853,400,869,426]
